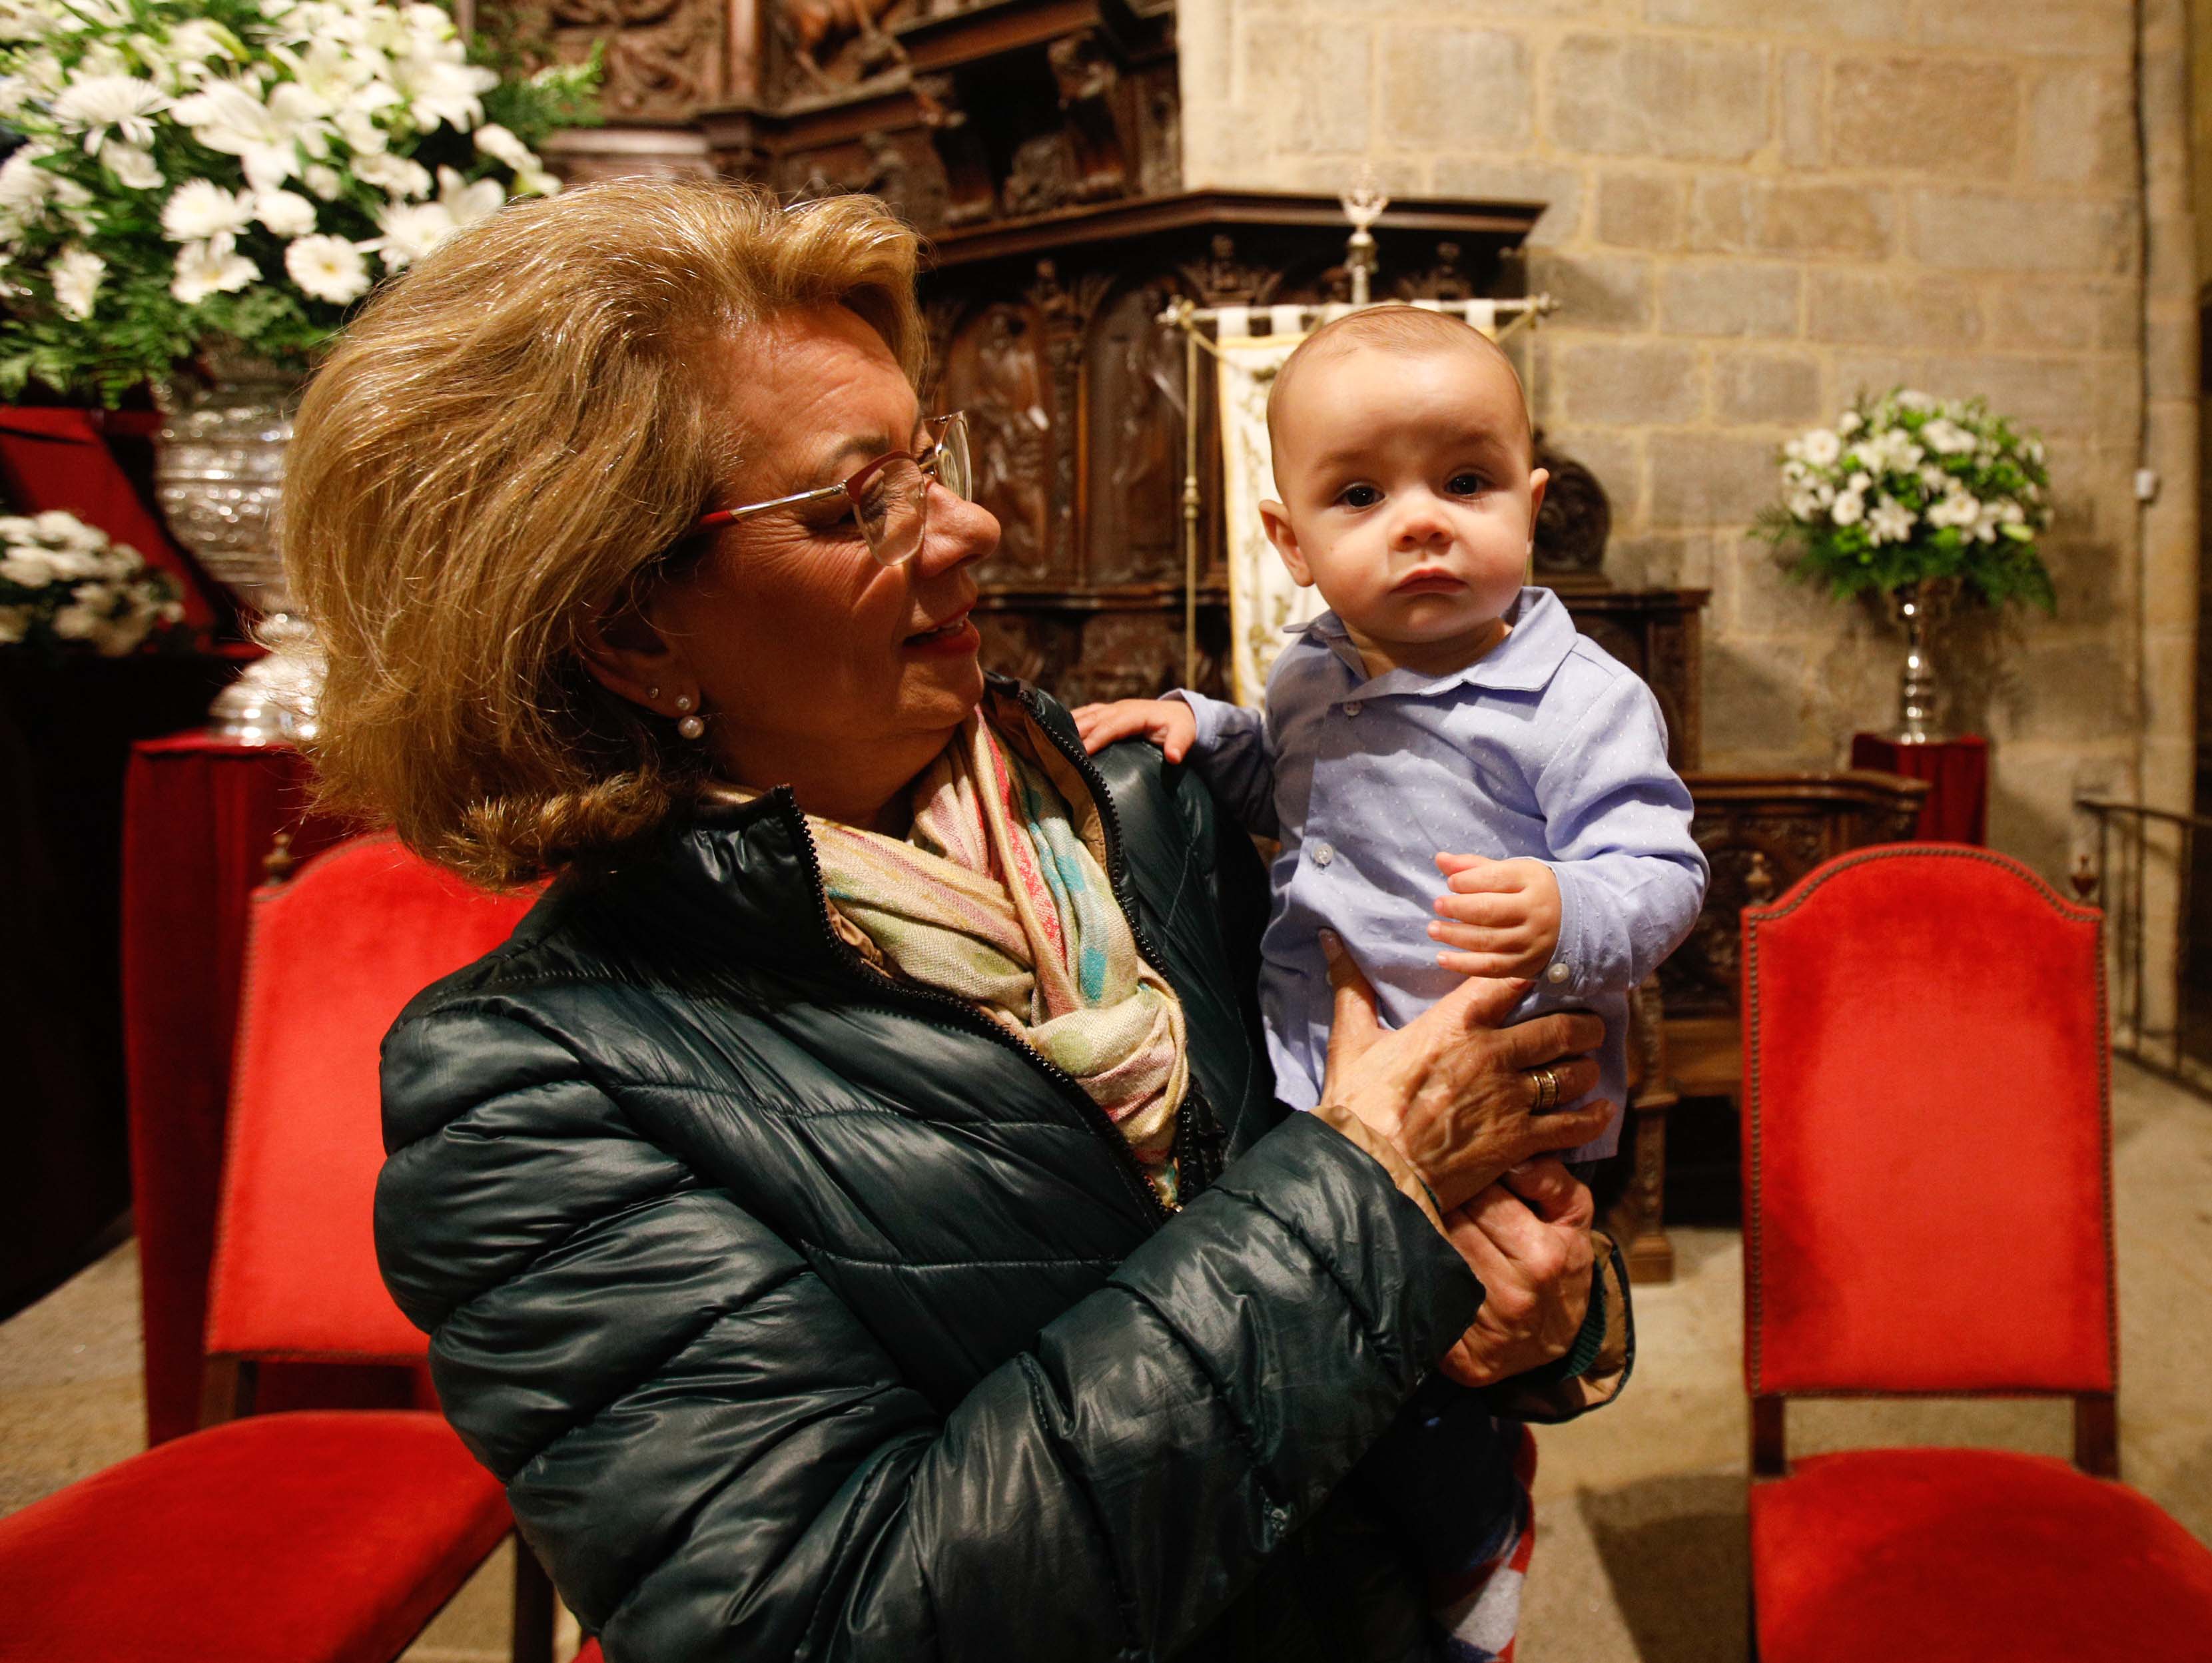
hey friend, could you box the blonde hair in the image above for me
[1264,304,1531,465]
[285,178,926,887]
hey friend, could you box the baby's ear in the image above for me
[1259,499,1315,587]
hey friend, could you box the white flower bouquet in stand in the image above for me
[1758,388,2057,611]
[0,507,184,653]
[1758,388,2057,741]
[0,0,597,402]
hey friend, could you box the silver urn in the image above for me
[153,363,322,743]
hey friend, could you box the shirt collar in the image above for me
[1282,587,1577,699]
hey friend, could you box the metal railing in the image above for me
[2074,797,2212,1090]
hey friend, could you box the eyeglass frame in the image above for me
[688,410,972,567]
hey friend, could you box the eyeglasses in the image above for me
[691,411,974,568]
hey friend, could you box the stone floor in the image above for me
[3,1058,2206,1660]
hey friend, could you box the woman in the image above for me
[290,178,1629,1662]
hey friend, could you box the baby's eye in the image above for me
[1338,484,1382,509]
[1447,472,1487,496]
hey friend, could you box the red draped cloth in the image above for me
[0,408,226,634]
[121,735,360,1444]
[1848,733,1989,845]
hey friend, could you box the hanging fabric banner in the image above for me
[1216,300,1505,707]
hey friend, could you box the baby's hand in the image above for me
[1429,853,1563,979]
[1071,698,1198,762]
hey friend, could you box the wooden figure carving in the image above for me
[775,0,905,92]
[914,73,996,225]
[1047,29,1128,202]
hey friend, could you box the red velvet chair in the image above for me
[0,835,556,1663]
[1741,844,2212,1661]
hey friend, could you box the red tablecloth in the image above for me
[121,734,364,1444]
[1848,733,1990,845]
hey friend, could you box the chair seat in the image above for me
[1752,1446,2212,1661]
[0,1411,510,1663]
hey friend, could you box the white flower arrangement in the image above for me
[1757,388,2057,611]
[0,507,184,653]
[0,0,597,402]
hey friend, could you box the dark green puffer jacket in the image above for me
[374,679,1525,1662]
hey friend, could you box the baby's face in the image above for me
[1263,344,1545,665]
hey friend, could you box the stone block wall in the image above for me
[1181,0,2190,882]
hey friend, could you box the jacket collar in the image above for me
[642,677,1079,982]
[1287,586,1577,700]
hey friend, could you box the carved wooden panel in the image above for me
[1084,280,1184,587]
[1659,772,1929,1021]
[510,0,727,121]
[1557,589,1705,772]
[975,601,1228,705]
[940,302,1055,583]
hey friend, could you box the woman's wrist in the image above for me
[1309,1100,1451,1240]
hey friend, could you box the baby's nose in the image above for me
[1390,496,1455,548]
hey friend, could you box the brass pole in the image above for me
[1182,300,1201,687]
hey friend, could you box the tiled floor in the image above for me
[5,1059,2207,1660]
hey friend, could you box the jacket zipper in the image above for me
[779,787,1176,1227]
[1011,684,1230,1194]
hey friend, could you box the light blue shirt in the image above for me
[1172,586,1708,1161]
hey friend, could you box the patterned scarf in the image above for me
[805,714,1188,1205]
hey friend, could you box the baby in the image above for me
[1074,304,1708,1657]
[1075,304,1706,1162]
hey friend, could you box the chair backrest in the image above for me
[1742,845,2113,1404]
[204,834,537,1367]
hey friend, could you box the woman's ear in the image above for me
[1259,500,1315,587]
[577,587,683,715]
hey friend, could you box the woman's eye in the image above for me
[1448,472,1487,496]
[1339,484,1381,509]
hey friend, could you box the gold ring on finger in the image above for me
[1531,1064,1560,1112]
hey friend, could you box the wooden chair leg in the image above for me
[511,1531,556,1663]
[198,1357,257,1428]
[2074,1391,2119,1479]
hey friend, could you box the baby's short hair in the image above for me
[1265,304,1531,462]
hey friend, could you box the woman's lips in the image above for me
[903,608,980,654]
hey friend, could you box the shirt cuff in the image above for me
[1161,687,1230,760]
[1535,858,1593,997]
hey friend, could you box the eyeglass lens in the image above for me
[863,415,974,567]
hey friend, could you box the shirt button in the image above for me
[1342,701,1363,717]
[1312,841,1335,867]
[1546,961,1571,985]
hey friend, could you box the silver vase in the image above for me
[153,361,322,744]
[1888,577,1953,744]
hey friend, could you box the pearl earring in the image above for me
[678,713,706,740]
[648,686,661,701]
[673,694,693,712]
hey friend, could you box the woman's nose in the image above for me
[915,480,998,575]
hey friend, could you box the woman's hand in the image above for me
[1319,933,1610,1213]
[1435,1159,1597,1387]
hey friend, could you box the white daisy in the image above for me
[161,178,256,241]
[284,231,368,302]
[49,244,104,320]
[170,233,258,304]
[255,188,317,236]
[49,73,169,153]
